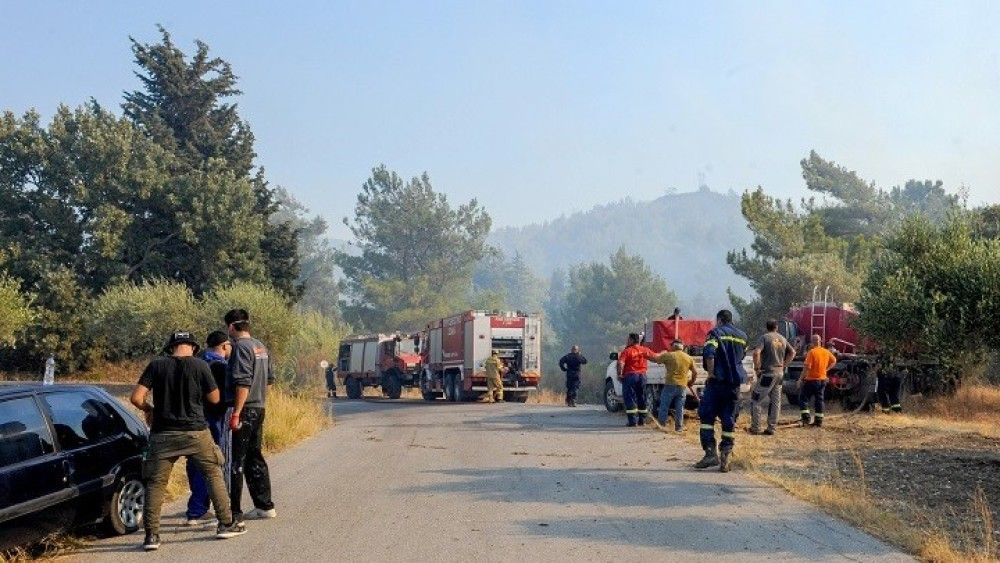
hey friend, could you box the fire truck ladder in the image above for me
[811,285,830,343]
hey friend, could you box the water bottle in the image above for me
[43,355,55,386]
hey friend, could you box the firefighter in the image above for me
[876,358,904,414]
[799,334,837,427]
[617,333,656,427]
[483,351,506,403]
[558,345,588,407]
[695,309,749,472]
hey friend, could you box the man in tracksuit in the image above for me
[617,333,656,427]
[558,345,587,407]
[695,310,749,473]
[223,309,277,521]
[185,330,231,526]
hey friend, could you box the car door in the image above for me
[39,390,127,516]
[0,394,73,548]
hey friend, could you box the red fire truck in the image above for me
[337,332,423,399]
[418,310,542,402]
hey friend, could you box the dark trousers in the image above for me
[565,374,580,405]
[621,373,648,425]
[185,413,226,519]
[799,380,826,422]
[698,382,739,454]
[877,374,903,412]
[224,406,274,517]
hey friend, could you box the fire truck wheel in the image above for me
[444,373,456,402]
[385,370,403,400]
[346,377,363,400]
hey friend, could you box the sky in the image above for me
[3,1,999,238]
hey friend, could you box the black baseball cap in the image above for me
[164,331,200,353]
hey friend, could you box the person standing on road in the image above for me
[617,333,657,427]
[130,331,247,551]
[695,310,749,472]
[799,334,838,427]
[184,330,232,526]
[652,340,697,432]
[222,309,277,521]
[483,351,507,403]
[750,320,795,435]
[558,345,588,407]
[325,364,337,398]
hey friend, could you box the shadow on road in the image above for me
[397,466,754,510]
[517,515,900,558]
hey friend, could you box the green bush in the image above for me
[278,309,347,389]
[0,275,34,347]
[200,282,298,358]
[90,279,199,360]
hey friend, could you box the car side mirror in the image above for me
[608,352,618,361]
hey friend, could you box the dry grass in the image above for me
[909,384,1000,425]
[526,388,566,405]
[262,385,331,453]
[0,533,89,562]
[74,359,149,383]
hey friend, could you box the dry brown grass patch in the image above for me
[527,388,566,405]
[909,384,1000,426]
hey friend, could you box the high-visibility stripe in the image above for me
[625,409,638,414]
[720,335,747,345]
[800,410,810,414]
[704,339,719,348]
[815,413,824,418]
[882,407,891,413]
[700,424,714,430]
[891,404,902,408]
[637,409,648,414]
[721,431,736,438]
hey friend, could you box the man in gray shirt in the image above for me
[750,319,796,435]
[222,308,277,521]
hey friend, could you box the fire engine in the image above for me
[337,332,423,399]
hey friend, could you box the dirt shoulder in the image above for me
[661,402,999,562]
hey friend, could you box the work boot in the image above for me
[719,451,732,473]
[800,414,811,427]
[811,418,823,428]
[763,428,775,436]
[748,428,762,435]
[694,450,720,469]
[637,415,646,427]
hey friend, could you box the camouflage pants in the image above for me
[486,375,504,402]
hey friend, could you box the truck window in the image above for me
[0,396,55,468]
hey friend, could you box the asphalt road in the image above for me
[77,400,912,562]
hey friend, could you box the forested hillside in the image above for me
[490,187,753,316]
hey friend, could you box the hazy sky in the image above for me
[3,1,998,237]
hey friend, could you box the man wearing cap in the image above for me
[184,330,231,526]
[130,331,246,551]
[223,309,277,521]
[651,340,697,432]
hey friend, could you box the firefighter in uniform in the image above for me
[695,309,749,472]
[876,356,904,414]
[617,333,656,427]
[483,351,506,403]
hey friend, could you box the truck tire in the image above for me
[604,379,622,413]
[443,373,455,402]
[346,377,363,400]
[385,370,403,400]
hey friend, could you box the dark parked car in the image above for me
[0,384,148,550]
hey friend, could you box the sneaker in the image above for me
[719,451,732,473]
[142,533,160,551]
[694,451,720,469]
[216,520,248,539]
[243,507,277,520]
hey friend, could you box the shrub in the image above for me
[277,310,347,390]
[200,282,297,358]
[89,279,199,360]
[0,275,34,347]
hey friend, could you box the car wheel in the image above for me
[604,379,622,413]
[105,475,144,535]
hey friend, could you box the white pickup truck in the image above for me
[603,350,755,415]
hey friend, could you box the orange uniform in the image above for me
[618,344,655,377]
[803,346,837,381]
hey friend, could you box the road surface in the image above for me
[78,400,911,562]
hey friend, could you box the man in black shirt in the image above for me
[558,345,588,407]
[184,330,231,526]
[130,331,247,551]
